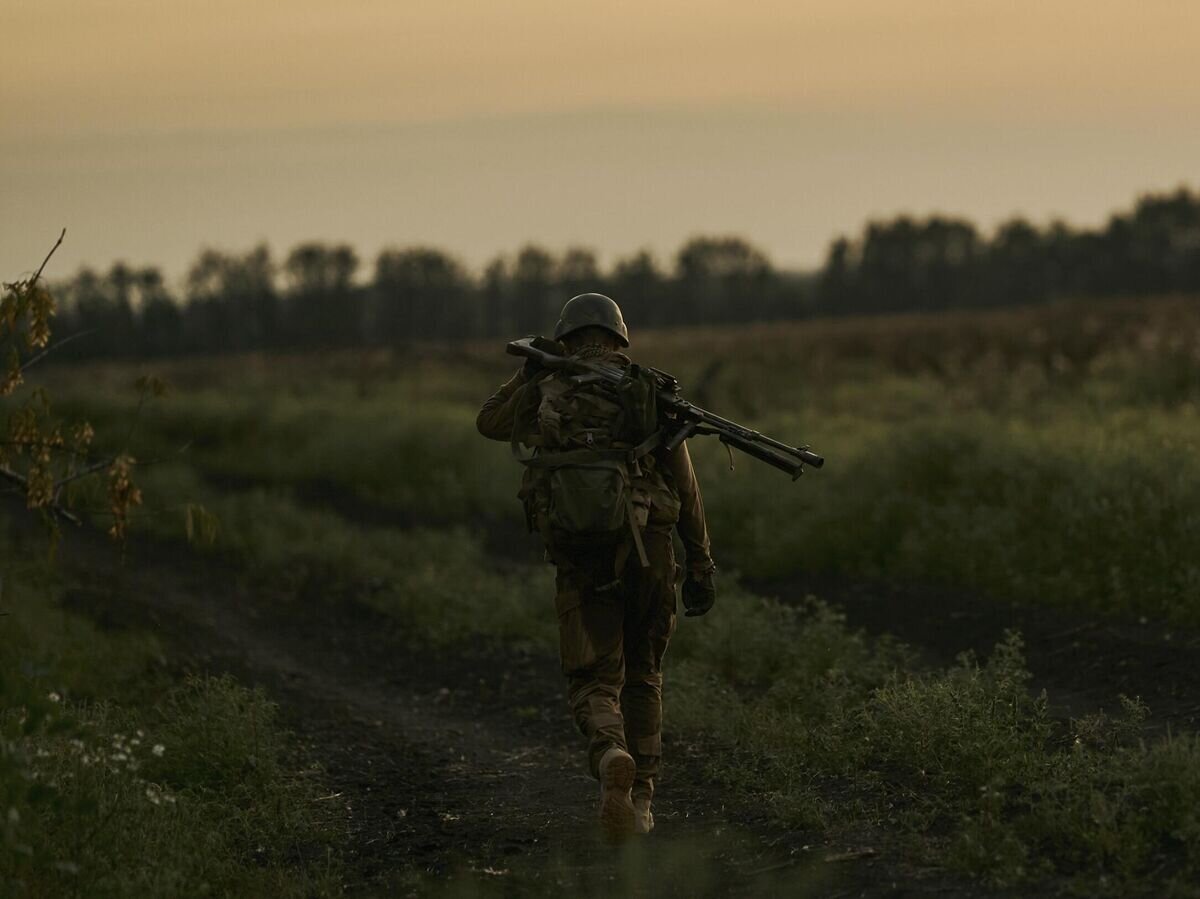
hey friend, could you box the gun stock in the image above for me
[506,336,564,367]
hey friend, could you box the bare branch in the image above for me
[30,228,66,288]
[19,328,95,375]
[0,467,27,492]
[0,464,82,526]
[51,457,113,491]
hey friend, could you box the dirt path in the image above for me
[210,473,1200,733]
[57,529,983,898]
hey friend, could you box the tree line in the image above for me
[50,187,1200,358]
[815,186,1200,315]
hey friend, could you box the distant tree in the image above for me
[972,218,1046,307]
[31,183,1200,359]
[481,256,510,338]
[232,245,277,348]
[1119,188,1200,294]
[917,217,981,310]
[824,215,980,313]
[818,193,1200,314]
[58,264,139,357]
[283,242,361,347]
[864,217,920,312]
[184,246,277,353]
[512,245,556,335]
[675,236,775,323]
[611,250,667,328]
[1038,220,1086,298]
[815,236,856,314]
[184,250,234,351]
[133,267,183,356]
[372,247,472,342]
[556,247,603,298]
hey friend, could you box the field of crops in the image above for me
[6,294,1200,896]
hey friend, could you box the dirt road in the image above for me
[54,504,1200,897]
[60,532,949,898]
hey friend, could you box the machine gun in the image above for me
[507,337,824,480]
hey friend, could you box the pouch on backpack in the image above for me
[547,461,630,537]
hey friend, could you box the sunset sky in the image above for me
[3,0,1198,281]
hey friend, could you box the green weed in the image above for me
[0,529,341,897]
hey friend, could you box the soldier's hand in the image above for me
[522,336,563,378]
[682,568,717,617]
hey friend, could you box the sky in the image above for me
[2,0,1198,283]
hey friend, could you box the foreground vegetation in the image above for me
[0,522,342,897]
[30,293,1200,893]
[1,246,343,896]
[57,294,1200,625]
[60,460,1199,894]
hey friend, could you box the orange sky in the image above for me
[3,0,1198,279]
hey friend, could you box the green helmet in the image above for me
[553,293,629,347]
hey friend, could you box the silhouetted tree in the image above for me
[556,247,603,299]
[283,243,360,347]
[1116,189,1200,294]
[372,247,472,342]
[611,250,667,328]
[816,237,856,314]
[185,245,278,353]
[981,218,1048,307]
[135,268,183,356]
[675,236,775,323]
[58,265,139,357]
[816,187,1200,314]
[512,245,556,335]
[38,185,1200,359]
[481,256,510,338]
[917,217,981,311]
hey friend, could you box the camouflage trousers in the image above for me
[552,529,678,802]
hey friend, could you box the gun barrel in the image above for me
[797,448,824,468]
[718,432,806,480]
[688,406,825,470]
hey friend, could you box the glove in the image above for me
[682,567,717,618]
[522,336,563,379]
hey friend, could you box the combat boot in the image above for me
[597,747,636,839]
[633,797,654,834]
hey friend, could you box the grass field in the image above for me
[0,524,343,897]
[60,293,1200,623]
[7,294,1200,895]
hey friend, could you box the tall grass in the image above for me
[696,405,1200,620]
[102,475,1200,893]
[0,525,341,897]
[38,293,1200,892]
[64,360,1200,624]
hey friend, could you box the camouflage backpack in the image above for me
[513,348,660,567]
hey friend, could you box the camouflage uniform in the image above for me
[477,366,713,804]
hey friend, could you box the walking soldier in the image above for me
[476,293,717,839]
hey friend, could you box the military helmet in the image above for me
[553,293,629,347]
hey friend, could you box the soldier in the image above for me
[476,293,716,839]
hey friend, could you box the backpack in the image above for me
[513,350,660,570]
